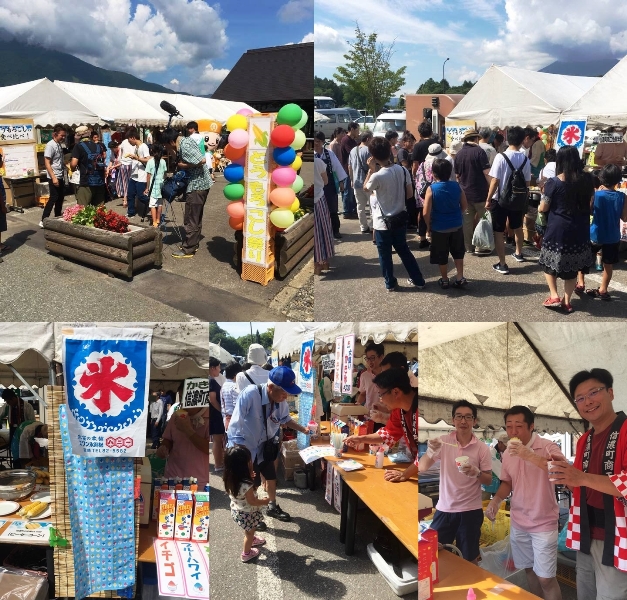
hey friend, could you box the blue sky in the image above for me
[314,0,627,96]
[216,323,274,339]
[0,0,313,95]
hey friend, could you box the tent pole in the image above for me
[7,365,46,406]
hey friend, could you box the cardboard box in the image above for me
[157,490,176,539]
[281,447,305,470]
[174,491,193,541]
[282,465,295,481]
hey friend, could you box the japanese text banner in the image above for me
[181,378,209,409]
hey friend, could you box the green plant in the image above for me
[70,204,98,227]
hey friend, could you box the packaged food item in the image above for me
[152,478,162,521]
[158,490,176,539]
[191,491,209,542]
[174,491,193,541]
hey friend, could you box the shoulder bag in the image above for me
[257,384,280,463]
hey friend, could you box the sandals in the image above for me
[241,547,260,562]
[561,301,574,314]
[574,285,585,296]
[452,277,468,288]
[543,297,562,308]
[252,536,266,547]
[586,288,611,301]
[438,278,450,289]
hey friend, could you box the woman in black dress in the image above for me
[538,145,594,314]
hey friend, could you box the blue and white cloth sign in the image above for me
[556,119,587,157]
[298,337,315,393]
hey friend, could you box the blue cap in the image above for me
[269,366,302,395]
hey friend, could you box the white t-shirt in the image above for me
[479,142,497,166]
[235,365,269,392]
[119,139,135,166]
[364,164,410,231]
[230,482,261,513]
[539,161,556,181]
[131,143,150,182]
[488,148,531,199]
[314,156,327,202]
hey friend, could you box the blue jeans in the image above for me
[127,179,146,217]
[342,178,356,215]
[375,227,425,289]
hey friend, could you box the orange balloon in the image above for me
[229,216,244,230]
[269,187,296,208]
[224,144,246,161]
[226,200,245,219]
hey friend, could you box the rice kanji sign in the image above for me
[556,119,587,157]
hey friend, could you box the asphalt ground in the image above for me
[0,163,313,321]
[209,447,416,600]
[314,208,627,321]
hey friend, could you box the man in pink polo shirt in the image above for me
[485,405,565,600]
[357,342,385,430]
[419,400,492,562]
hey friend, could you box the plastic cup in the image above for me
[547,461,559,482]
[455,456,470,471]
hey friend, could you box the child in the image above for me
[223,446,270,562]
[577,163,627,300]
[422,158,468,288]
[145,144,167,227]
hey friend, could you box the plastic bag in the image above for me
[472,212,495,251]
[479,535,519,580]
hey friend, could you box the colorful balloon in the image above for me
[228,129,249,149]
[290,155,303,171]
[270,187,296,208]
[271,166,297,187]
[226,114,248,131]
[224,143,246,160]
[231,155,246,166]
[290,129,306,150]
[236,108,254,116]
[291,175,304,193]
[224,183,245,201]
[271,125,296,148]
[273,146,296,166]
[276,103,303,127]
[229,217,244,230]
[292,109,308,131]
[290,198,300,213]
[269,207,295,229]
[226,200,245,219]
[224,164,245,183]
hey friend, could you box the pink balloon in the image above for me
[271,167,297,187]
[231,155,246,166]
[228,129,249,149]
[237,108,254,116]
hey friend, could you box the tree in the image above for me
[209,322,245,357]
[314,76,344,106]
[415,78,476,95]
[334,25,406,119]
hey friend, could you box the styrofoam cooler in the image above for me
[367,543,418,597]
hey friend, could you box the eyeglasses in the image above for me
[453,415,475,422]
[365,356,377,362]
[574,386,607,405]
[377,390,391,399]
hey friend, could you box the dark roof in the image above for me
[212,43,313,104]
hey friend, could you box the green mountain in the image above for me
[0,39,175,93]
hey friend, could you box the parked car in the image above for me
[313,108,355,139]
[356,115,375,127]
[372,111,407,138]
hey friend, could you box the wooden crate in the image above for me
[275,212,313,278]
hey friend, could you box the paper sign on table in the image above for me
[333,469,342,513]
[336,459,365,472]
[298,445,336,464]
[325,465,333,506]
[0,521,49,542]
[154,539,186,597]
[176,541,210,599]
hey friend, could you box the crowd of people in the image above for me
[419,368,627,600]
[314,120,626,311]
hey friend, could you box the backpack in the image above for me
[498,153,529,210]
[161,150,190,202]
[80,142,105,186]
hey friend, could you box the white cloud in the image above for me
[278,0,313,23]
[301,32,314,43]
[449,67,479,82]
[170,78,180,87]
[195,63,230,96]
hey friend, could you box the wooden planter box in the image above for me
[43,218,162,280]
[233,212,313,279]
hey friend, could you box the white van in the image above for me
[313,108,354,139]
[372,111,407,138]
[314,96,336,109]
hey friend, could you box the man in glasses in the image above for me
[419,400,492,563]
[357,342,385,431]
[227,366,310,530]
[549,369,627,600]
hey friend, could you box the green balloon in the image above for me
[277,103,303,126]
[292,109,308,131]
[291,175,304,193]
[224,183,245,201]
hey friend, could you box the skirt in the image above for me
[231,508,263,532]
[116,164,132,197]
[314,196,335,263]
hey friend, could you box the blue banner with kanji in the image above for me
[62,327,152,457]
[556,119,587,157]
[298,337,315,393]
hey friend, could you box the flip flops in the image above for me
[543,297,562,308]
[241,548,260,562]
[561,301,574,314]
[574,285,585,296]
[586,288,611,301]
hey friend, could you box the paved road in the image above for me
[314,216,627,321]
[0,164,313,321]
[210,451,415,600]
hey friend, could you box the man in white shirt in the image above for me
[478,127,497,166]
[485,126,531,275]
[42,124,67,226]
[348,131,374,233]
[126,130,150,218]
[236,344,270,391]
[149,393,164,449]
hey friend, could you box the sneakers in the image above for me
[266,504,291,522]
[511,252,525,263]
[418,239,430,249]
[252,536,266,547]
[492,262,510,275]
[386,285,398,293]
[406,279,425,289]
[171,249,196,259]
[38,221,44,228]
[241,548,260,562]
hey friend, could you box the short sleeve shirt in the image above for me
[454,143,490,204]
[71,140,105,186]
[348,146,370,190]
[314,156,327,201]
[179,137,213,192]
[358,370,379,411]
[411,137,439,165]
[44,139,65,177]
[131,143,150,182]
[145,158,167,199]
[489,149,531,198]
[364,164,410,230]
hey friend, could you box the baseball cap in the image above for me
[269,366,302,395]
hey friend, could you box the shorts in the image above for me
[431,508,484,562]
[577,538,627,600]
[149,196,163,208]
[509,525,558,578]
[231,508,263,532]
[489,200,524,232]
[76,185,106,207]
[430,228,465,265]
[592,242,620,265]
[253,456,277,487]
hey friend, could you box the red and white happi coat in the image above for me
[566,420,627,572]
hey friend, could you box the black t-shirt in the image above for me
[411,137,439,165]
[453,143,490,204]
[397,148,412,173]
[71,140,105,186]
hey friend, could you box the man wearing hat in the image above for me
[454,129,492,255]
[70,126,107,207]
[227,366,310,528]
[236,343,270,391]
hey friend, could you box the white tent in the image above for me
[447,65,598,127]
[0,78,101,127]
[563,55,627,127]
[209,342,235,364]
[419,322,627,434]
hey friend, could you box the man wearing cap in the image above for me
[227,366,310,528]
[454,129,492,255]
[236,344,270,391]
[70,126,107,207]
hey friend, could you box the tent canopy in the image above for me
[419,322,627,434]
[447,65,598,128]
[563,55,627,127]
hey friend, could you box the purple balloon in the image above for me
[231,155,246,166]
[237,108,254,116]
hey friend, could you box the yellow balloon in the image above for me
[226,114,248,132]
[290,155,303,171]
[290,198,300,213]
[269,207,295,229]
